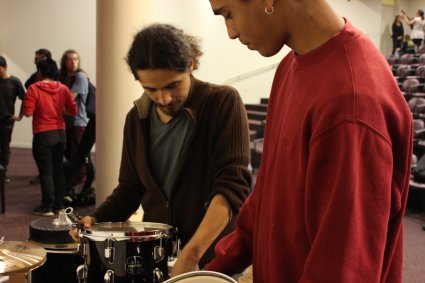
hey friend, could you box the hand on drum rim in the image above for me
[69,226,80,243]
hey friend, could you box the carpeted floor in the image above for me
[1,148,425,282]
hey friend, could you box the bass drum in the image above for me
[164,271,237,283]
[79,222,178,283]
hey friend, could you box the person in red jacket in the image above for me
[205,0,413,282]
[21,58,77,216]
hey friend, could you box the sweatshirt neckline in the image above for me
[294,19,356,70]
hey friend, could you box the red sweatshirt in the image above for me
[24,81,77,134]
[205,21,413,283]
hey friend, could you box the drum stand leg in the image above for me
[8,272,28,283]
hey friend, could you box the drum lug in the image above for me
[76,264,88,282]
[104,269,114,283]
[104,236,115,264]
[154,236,165,263]
[153,246,165,263]
[153,267,164,283]
[78,238,88,258]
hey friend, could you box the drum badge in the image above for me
[126,256,144,275]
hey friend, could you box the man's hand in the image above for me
[170,194,231,277]
[69,216,96,242]
[9,115,22,122]
[170,245,200,277]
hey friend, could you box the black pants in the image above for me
[33,130,66,210]
[0,121,14,170]
[65,116,95,191]
[392,38,402,55]
[413,38,423,50]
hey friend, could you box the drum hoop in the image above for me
[164,271,237,283]
[81,222,177,241]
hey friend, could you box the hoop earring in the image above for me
[265,6,274,15]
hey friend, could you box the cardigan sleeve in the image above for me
[206,86,252,214]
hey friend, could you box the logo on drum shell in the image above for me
[126,256,144,275]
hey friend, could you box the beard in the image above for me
[156,101,183,117]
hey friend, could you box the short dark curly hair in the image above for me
[0,56,7,67]
[126,23,203,80]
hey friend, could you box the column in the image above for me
[96,0,154,203]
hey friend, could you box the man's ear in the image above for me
[189,60,195,72]
[263,0,275,11]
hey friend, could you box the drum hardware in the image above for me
[65,207,84,230]
[77,237,89,258]
[76,264,88,283]
[162,270,238,283]
[104,235,115,264]
[153,267,164,283]
[77,222,178,282]
[104,269,114,283]
[52,210,71,226]
[125,256,144,275]
[154,237,165,263]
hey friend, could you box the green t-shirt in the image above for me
[149,105,191,199]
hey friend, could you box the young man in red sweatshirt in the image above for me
[205,0,413,282]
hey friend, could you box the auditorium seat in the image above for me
[244,103,268,113]
[245,98,268,169]
[400,53,419,65]
[396,64,413,79]
[401,78,425,100]
[419,53,425,65]
[408,97,425,115]
[247,110,267,122]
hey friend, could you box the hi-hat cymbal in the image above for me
[0,241,46,275]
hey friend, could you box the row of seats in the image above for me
[388,53,425,66]
[245,98,268,170]
[388,54,425,212]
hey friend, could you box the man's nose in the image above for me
[226,23,239,39]
[156,91,172,105]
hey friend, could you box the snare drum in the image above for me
[164,271,237,283]
[78,222,178,283]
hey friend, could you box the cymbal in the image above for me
[0,241,46,275]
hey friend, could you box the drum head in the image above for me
[164,271,237,283]
[81,222,176,241]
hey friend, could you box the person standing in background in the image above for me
[22,58,77,216]
[25,48,58,186]
[25,48,58,89]
[0,56,25,183]
[205,0,413,282]
[392,15,404,55]
[59,49,89,188]
[403,9,425,51]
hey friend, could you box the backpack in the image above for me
[86,81,96,118]
[69,74,96,119]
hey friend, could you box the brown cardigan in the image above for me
[92,76,252,265]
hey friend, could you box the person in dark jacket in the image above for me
[392,15,404,55]
[0,56,25,182]
[25,48,58,89]
[70,24,251,277]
